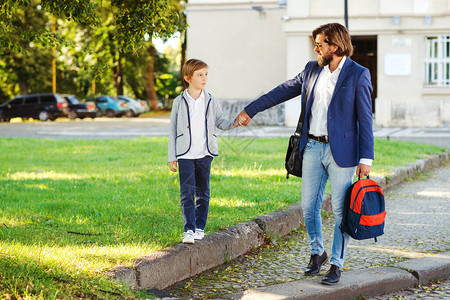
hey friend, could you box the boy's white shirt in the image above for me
[167,89,235,162]
[178,90,209,159]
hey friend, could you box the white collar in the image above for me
[184,89,205,102]
[337,56,347,70]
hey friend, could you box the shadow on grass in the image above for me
[0,252,142,299]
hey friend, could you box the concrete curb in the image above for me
[224,251,450,300]
[136,221,264,290]
[253,204,303,240]
[393,251,450,285]
[108,153,448,290]
[108,221,264,289]
[253,196,331,240]
[225,267,417,300]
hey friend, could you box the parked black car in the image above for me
[0,93,69,122]
[62,95,98,119]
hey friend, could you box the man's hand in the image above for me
[356,163,371,178]
[233,110,252,128]
[169,161,178,172]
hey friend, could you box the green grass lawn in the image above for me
[0,137,446,299]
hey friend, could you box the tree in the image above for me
[0,3,53,97]
[143,0,185,111]
[0,0,186,104]
[93,0,185,105]
[0,0,185,53]
[0,3,108,101]
[123,43,181,104]
[0,0,97,53]
[179,0,188,75]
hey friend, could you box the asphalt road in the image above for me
[0,116,449,149]
[0,117,170,139]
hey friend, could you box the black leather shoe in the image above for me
[304,251,328,276]
[321,264,341,285]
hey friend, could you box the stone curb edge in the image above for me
[224,251,450,300]
[107,152,449,290]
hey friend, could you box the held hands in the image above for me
[169,161,178,172]
[233,110,252,128]
[356,163,371,178]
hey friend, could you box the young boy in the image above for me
[168,58,235,244]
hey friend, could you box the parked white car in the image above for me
[117,95,149,117]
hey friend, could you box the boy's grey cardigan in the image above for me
[168,90,235,162]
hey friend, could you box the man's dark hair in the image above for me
[312,23,353,57]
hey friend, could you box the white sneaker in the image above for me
[193,229,205,240]
[182,230,195,244]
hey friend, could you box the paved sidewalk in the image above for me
[161,163,450,299]
[369,278,450,299]
[223,126,450,149]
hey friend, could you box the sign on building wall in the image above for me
[391,38,412,47]
[384,53,412,76]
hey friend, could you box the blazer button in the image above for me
[187,126,190,129]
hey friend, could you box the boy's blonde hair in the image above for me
[182,58,208,88]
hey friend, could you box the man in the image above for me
[234,23,374,285]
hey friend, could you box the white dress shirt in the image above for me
[309,56,346,137]
[178,90,209,160]
[309,56,372,166]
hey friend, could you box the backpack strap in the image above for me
[294,65,317,135]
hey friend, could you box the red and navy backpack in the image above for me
[340,176,386,242]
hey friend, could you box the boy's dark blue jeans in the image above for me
[178,156,213,232]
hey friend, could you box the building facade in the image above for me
[186,0,450,127]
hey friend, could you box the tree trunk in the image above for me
[108,33,124,96]
[19,81,28,95]
[116,50,124,95]
[180,29,187,76]
[145,43,159,111]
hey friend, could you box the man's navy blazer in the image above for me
[245,58,374,168]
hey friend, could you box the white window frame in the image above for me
[424,35,450,87]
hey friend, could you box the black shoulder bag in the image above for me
[285,66,317,179]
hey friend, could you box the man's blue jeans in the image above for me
[301,139,355,268]
[178,156,213,232]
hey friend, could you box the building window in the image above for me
[425,35,450,86]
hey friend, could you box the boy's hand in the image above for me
[233,110,251,128]
[169,161,178,172]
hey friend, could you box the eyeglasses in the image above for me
[314,42,328,49]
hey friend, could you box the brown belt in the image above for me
[308,134,329,143]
